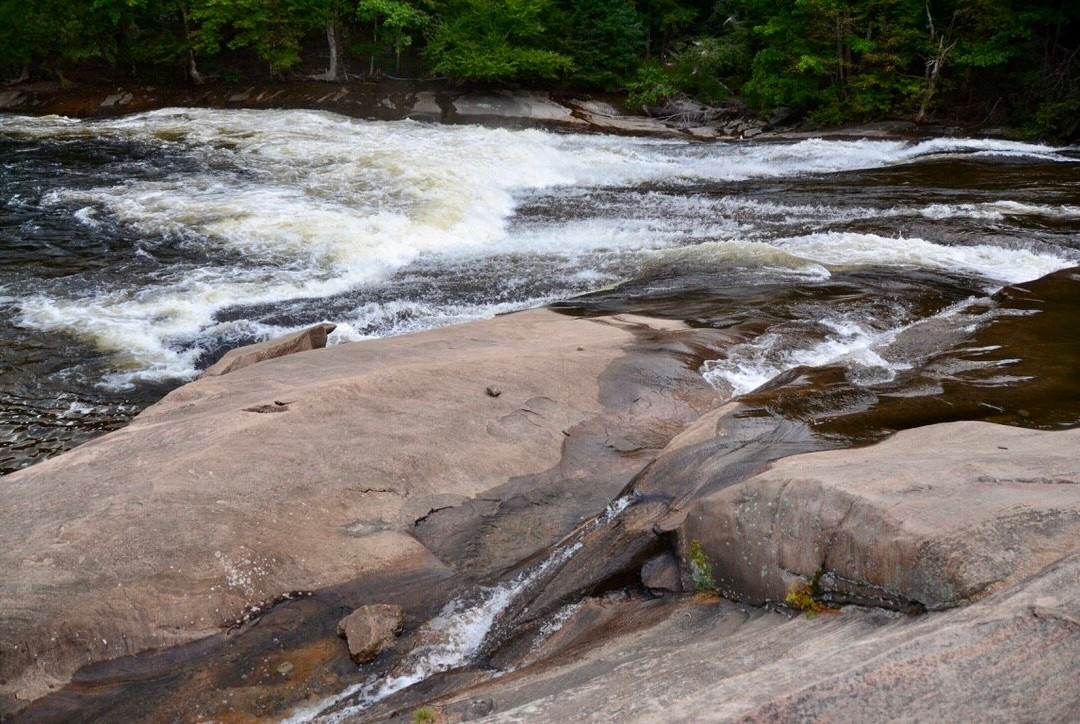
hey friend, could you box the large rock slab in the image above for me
[681,421,1080,610]
[451,92,586,127]
[0,309,714,715]
[446,546,1080,722]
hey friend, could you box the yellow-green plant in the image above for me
[785,569,827,617]
[687,540,718,594]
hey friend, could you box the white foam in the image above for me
[773,232,1070,284]
[702,317,905,397]
[896,137,1069,163]
[290,540,583,723]
[917,200,1080,221]
[701,296,987,398]
[3,110,1075,386]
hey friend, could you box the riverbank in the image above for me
[0,78,994,142]
[4,269,1080,721]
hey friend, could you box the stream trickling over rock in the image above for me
[2,109,1078,475]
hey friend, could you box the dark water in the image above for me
[2,110,1079,474]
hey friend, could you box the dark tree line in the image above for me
[1,0,1077,136]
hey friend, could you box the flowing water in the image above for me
[1,107,1079,475]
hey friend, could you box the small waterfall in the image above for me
[290,495,635,722]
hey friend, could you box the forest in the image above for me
[1,0,1078,137]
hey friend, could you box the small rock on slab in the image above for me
[203,322,336,377]
[641,553,682,592]
[337,604,404,664]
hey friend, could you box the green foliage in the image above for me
[192,0,311,75]
[687,540,718,594]
[1030,97,1080,142]
[0,0,1075,138]
[627,61,679,107]
[357,0,429,58]
[626,31,750,107]
[413,707,437,723]
[424,0,573,82]
[550,0,645,89]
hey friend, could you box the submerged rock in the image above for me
[337,604,404,664]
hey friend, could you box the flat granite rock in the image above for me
[0,309,720,716]
[451,92,586,126]
[681,421,1080,610]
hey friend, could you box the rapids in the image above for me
[1,108,1078,474]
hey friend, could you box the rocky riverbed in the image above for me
[4,268,1080,720]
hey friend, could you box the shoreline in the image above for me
[0,78,1008,142]
[3,294,1080,720]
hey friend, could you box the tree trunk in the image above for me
[325,20,346,81]
[179,4,203,85]
[187,51,204,85]
[915,6,955,123]
[369,16,378,77]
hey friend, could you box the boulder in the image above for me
[0,91,26,110]
[575,110,684,138]
[202,322,336,377]
[683,126,720,140]
[641,553,682,592]
[441,547,1080,722]
[565,99,619,117]
[409,91,442,117]
[337,604,404,663]
[681,421,1080,610]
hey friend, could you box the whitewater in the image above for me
[1,107,1078,472]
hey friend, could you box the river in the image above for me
[1,108,1078,475]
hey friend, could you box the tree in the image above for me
[425,0,573,82]
[550,0,645,89]
[356,0,430,75]
[192,0,311,76]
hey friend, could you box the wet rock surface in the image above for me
[424,549,1080,722]
[0,80,933,142]
[640,553,681,592]
[396,421,1080,722]
[6,272,1080,720]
